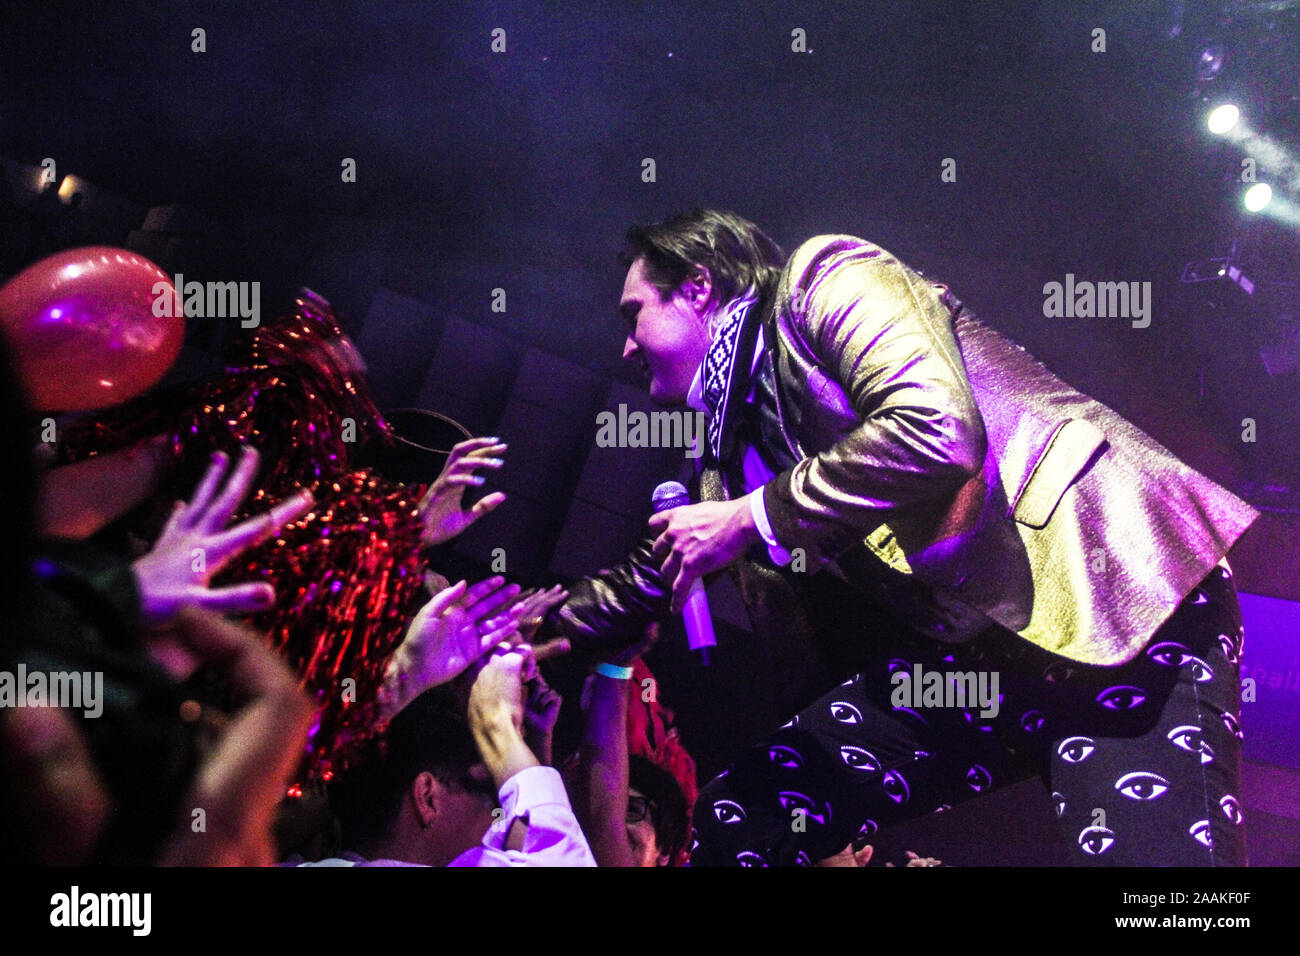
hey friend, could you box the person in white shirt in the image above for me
[303,645,595,868]
[298,577,594,868]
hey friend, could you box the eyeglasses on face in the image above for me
[626,794,658,825]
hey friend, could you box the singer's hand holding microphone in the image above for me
[648,482,763,663]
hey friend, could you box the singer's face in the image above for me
[620,257,712,405]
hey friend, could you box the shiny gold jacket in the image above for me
[760,235,1259,665]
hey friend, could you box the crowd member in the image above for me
[626,756,691,867]
[49,291,513,775]
[566,626,693,866]
[6,299,561,866]
[306,646,596,867]
[1,325,314,864]
[2,606,315,867]
[286,551,587,867]
[542,208,1256,866]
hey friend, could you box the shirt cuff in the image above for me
[748,486,792,567]
[485,765,568,847]
[481,764,597,866]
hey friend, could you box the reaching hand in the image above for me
[131,446,313,628]
[418,437,508,547]
[522,667,563,765]
[508,584,571,657]
[155,608,315,866]
[1,608,313,866]
[467,645,540,798]
[379,576,524,719]
[468,644,527,737]
[511,584,569,635]
[817,843,875,867]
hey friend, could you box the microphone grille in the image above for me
[651,480,690,512]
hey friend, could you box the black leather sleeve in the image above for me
[543,535,672,661]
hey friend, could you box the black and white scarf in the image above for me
[700,294,762,462]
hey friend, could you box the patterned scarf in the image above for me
[700,294,760,461]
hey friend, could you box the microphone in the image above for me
[651,481,716,666]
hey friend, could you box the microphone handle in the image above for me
[682,577,716,666]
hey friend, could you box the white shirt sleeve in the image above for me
[449,766,597,867]
[748,486,792,567]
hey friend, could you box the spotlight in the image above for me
[1207,103,1240,135]
[57,174,81,202]
[1244,183,1272,212]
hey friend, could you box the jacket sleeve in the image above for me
[541,535,671,659]
[762,237,987,555]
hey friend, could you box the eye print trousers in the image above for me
[690,565,1246,867]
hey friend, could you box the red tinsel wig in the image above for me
[58,292,429,780]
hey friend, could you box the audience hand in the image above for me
[816,843,875,867]
[418,437,508,547]
[469,643,530,735]
[379,576,523,719]
[154,608,315,866]
[131,446,312,627]
[1,608,312,866]
[522,667,563,765]
[467,644,540,798]
[887,849,943,867]
[507,584,571,661]
[511,584,568,633]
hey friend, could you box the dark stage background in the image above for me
[2,0,1298,865]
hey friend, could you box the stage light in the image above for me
[1207,104,1240,135]
[1244,183,1272,212]
[57,174,81,202]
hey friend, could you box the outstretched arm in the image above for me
[568,626,658,867]
[540,536,673,658]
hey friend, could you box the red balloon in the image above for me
[0,246,183,411]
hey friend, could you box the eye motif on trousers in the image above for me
[1220,795,1243,825]
[1114,771,1169,801]
[1077,825,1115,856]
[1146,642,1214,681]
[1057,736,1096,764]
[1167,725,1213,764]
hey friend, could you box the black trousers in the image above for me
[690,564,1246,866]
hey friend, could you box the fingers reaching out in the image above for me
[437,437,508,488]
[133,446,314,627]
[418,437,511,547]
[155,608,314,866]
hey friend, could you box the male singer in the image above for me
[546,208,1256,866]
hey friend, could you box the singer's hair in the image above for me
[620,208,786,334]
